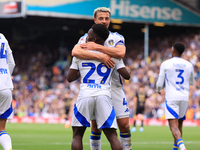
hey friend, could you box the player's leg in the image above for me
[103,128,123,150]
[168,119,186,150]
[90,120,102,150]
[71,97,94,150]
[0,119,12,150]
[95,95,121,150]
[174,101,188,150]
[117,117,132,150]
[131,112,137,132]
[0,89,13,150]
[139,113,144,132]
[111,89,132,150]
[168,119,182,141]
[71,126,86,150]
[171,119,184,150]
[64,107,71,129]
[178,119,183,137]
[165,100,187,150]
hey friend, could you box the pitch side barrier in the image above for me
[8,117,200,126]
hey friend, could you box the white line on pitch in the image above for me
[12,141,200,146]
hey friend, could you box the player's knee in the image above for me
[119,123,130,132]
[91,128,102,134]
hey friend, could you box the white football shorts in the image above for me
[111,87,130,119]
[0,89,13,119]
[71,95,117,129]
[165,99,188,120]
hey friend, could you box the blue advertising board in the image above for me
[26,0,200,26]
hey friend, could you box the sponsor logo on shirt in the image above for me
[87,84,101,89]
[124,108,129,113]
[176,87,184,91]
[0,68,8,74]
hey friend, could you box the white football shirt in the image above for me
[157,57,194,101]
[0,33,15,91]
[70,51,125,99]
[78,31,125,88]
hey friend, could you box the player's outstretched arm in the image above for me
[66,69,79,83]
[71,45,115,68]
[7,51,15,75]
[80,42,125,59]
[156,76,165,94]
[117,67,130,80]
[5,36,15,74]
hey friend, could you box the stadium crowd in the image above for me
[10,30,200,121]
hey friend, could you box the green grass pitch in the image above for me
[2,123,200,150]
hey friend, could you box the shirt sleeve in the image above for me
[156,76,165,93]
[77,33,87,45]
[4,35,15,75]
[156,62,165,93]
[69,57,79,70]
[114,32,125,47]
[114,58,126,70]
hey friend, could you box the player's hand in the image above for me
[80,42,97,50]
[158,89,165,95]
[100,54,115,68]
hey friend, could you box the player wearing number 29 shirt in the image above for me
[0,33,15,150]
[69,26,129,129]
[78,28,130,120]
[156,42,194,150]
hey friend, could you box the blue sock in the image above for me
[90,131,101,150]
[90,131,101,140]
[120,132,131,138]
[172,143,178,150]
[176,138,186,150]
[0,130,7,136]
[120,132,132,149]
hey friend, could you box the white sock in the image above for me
[176,139,186,150]
[120,132,132,150]
[90,131,101,150]
[90,139,101,150]
[0,131,12,150]
[179,144,186,150]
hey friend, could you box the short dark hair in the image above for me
[173,42,185,55]
[91,24,109,41]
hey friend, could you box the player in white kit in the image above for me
[68,24,130,150]
[156,42,194,150]
[72,7,132,150]
[0,33,15,150]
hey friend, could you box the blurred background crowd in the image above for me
[10,29,200,121]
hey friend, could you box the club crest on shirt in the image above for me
[108,40,114,46]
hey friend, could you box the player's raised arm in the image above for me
[71,45,115,68]
[80,42,125,59]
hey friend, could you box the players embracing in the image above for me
[71,7,132,150]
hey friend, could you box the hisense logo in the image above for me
[110,0,182,21]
